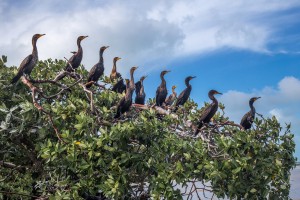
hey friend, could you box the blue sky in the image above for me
[1,0,300,157]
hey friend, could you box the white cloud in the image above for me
[1,0,300,76]
[219,76,300,157]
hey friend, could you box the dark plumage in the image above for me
[65,35,88,71]
[11,34,45,84]
[110,57,121,81]
[195,90,222,135]
[155,70,170,106]
[240,97,261,130]
[165,85,177,106]
[114,67,138,118]
[112,78,126,93]
[86,46,109,88]
[174,76,196,111]
[135,76,147,105]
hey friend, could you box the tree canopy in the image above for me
[0,56,297,199]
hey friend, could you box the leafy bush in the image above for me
[0,56,296,199]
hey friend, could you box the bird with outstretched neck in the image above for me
[110,57,122,81]
[194,90,222,135]
[240,97,261,130]
[11,34,45,84]
[174,76,196,111]
[65,36,88,72]
[155,70,170,106]
[86,46,109,88]
[165,85,177,106]
[114,67,138,118]
[135,76,147,105]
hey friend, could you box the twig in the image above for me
[0,191,42,199]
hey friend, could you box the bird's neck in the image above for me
[160,75,166,87]
[185,80,191,87]
[32,39,38,56]
[130,71,135,88]
[249,102,256,115]
[209,94,217,104]
[112,60,117,73]
[140,81,144,94]
[99,51,104,62]
[172,88,175,94]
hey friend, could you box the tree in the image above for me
[0,56,297,199]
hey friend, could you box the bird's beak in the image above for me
[84,36,88,38]
[255,97,261,101]
[117,57,121,60]
[105,46,109,49]
[191,76,196,79]
[166,70,171,73]
[217,91,222,95]
[38,34,46,38]
[133,66,138,70]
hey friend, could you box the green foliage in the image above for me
[0,57,297,199]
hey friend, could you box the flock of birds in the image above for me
[10,34,261,135]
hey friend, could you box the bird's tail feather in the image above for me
[11,73,21,84]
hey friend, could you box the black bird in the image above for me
[156,70,170,106]
[86,46,109,88]
[174,76,196,111]
[135,76,147,105]
[110,57,122,81]
[65,35,88,71]
[11,34,45,84]
[114,67,138,118]
[240,97,261,130]
[195,90,222,135]
[165,85,177,106]
[112,78,126,93]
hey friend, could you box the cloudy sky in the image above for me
[1,0,300,157]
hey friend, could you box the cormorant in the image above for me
[11,34,45,84]
[110,57,121,81]
[240,97,261,130]
[165,85,177,106]
[114,67,138,118]
[195,90,222,135]
[65,35,88,71]
[135,76,147,105]
[86,46,109,88]
[155,70,170,106]
[174,76,196,111]
[112,78,126,93]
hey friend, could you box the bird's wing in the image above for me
[176,90,186,105]
[112,79,123,91]
[199,104,213,122]
[18,54,33,72]
[87,64,97,82]
[240,112,250,125]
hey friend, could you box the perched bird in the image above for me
[11,34,45,84]
[112,78,126,93]
[174,76,196,111]
[135,76,147,105]
[156,70,170,106]
[86,46,109,88]
[240,97,261,130]
[65,35,88,71]
[114,67,138,118]
[195,90,222,135]
[110,57,122,81]
[165,85,177,106]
